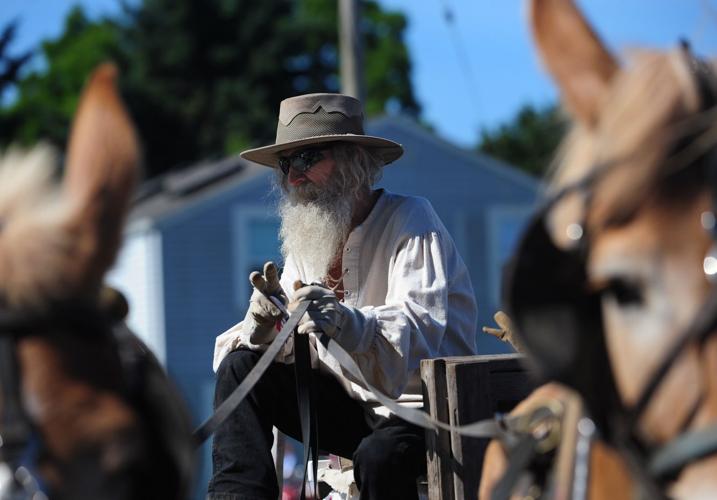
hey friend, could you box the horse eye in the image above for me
[603,278,644,306]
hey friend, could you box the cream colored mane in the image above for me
[0,146,74,308]
[548,49,714,243]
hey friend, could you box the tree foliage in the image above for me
[2,0,420,177]
[2,8,120,147]
[0,21,33,100]
[0,20,34,139]
[477,103,566,178]
[294,0,420,117]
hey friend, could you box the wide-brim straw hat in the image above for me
[240,93,404,168]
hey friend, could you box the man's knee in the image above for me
[354,438,399,473]
[216,348,260,383]
[353,425,425,500]
[353,427,424,478]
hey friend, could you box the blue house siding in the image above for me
[149,173,277,499]
[160,210,235,415]
[154,174,274,407]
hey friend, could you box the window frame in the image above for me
[486,205,535,307]
[231,205,282,312]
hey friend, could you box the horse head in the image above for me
[0,64,193,499]
[492,0,717,497]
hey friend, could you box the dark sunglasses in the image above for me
[278,148,325,175]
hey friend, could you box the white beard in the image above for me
[278,183,354,283]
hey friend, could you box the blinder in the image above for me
[503,193,622,435]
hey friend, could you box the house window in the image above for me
[486,206,535,307]
[232,207,282,312]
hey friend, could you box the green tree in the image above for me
[363,1,419,116]
[477,103,566,177]
[0,21,33,101]
[296,0,420,117]
[0,20,34,140]
[2,1,419,177]
[1,7,120,148]
[120,0,420,175]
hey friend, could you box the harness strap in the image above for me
[648,422,717,480]
[294,330,318,500]
[490,434,539,500]
[627,285,717,429]
[0,301,111,339]
[0,336,33,466]
[320,333,508,437]
[192,300,311,446]
[194,302,511,448]
[191,300,522,500]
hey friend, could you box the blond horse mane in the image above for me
[0,146,76,309]
[0,65,138,312]
[547,49,716,240]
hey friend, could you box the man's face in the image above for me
[284,147,336,188]
[278,146,352,281]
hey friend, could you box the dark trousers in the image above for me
[207,348,426,500]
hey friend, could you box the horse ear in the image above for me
[529,0,618,126]
[63,63,139,292]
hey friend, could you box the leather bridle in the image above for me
[504,45,717,497]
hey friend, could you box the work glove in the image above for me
[289,281,345,337]
[246,262,288,344]
[482,310,523,353]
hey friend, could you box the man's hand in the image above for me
[247,262,288,344]
[289,281,344,337]
[482,310,523,352]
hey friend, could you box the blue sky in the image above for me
[3,1,717,148]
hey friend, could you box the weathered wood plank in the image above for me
[421,358,454,500]
[446,360,485,500]
[422,354,537,500]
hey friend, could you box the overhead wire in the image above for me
[697,0,717,47]
[436,0,481,115]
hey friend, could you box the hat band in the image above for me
[275,108,364,144]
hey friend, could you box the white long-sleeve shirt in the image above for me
[213,189,477,416]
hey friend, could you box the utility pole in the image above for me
[339,0,364,103]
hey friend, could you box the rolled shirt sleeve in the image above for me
[332,231,452,398]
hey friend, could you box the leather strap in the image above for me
[0,336,33,465]
[648,422,717,479]
[192,300,311,446]
[195,302,511,447]
[490,434,539,500]
[321,333,508,438]
[294,329,318,500]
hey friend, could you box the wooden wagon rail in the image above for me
[421,354,537,500]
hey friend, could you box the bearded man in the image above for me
[208,93,477,500]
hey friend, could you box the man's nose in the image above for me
[288,167,306,186]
